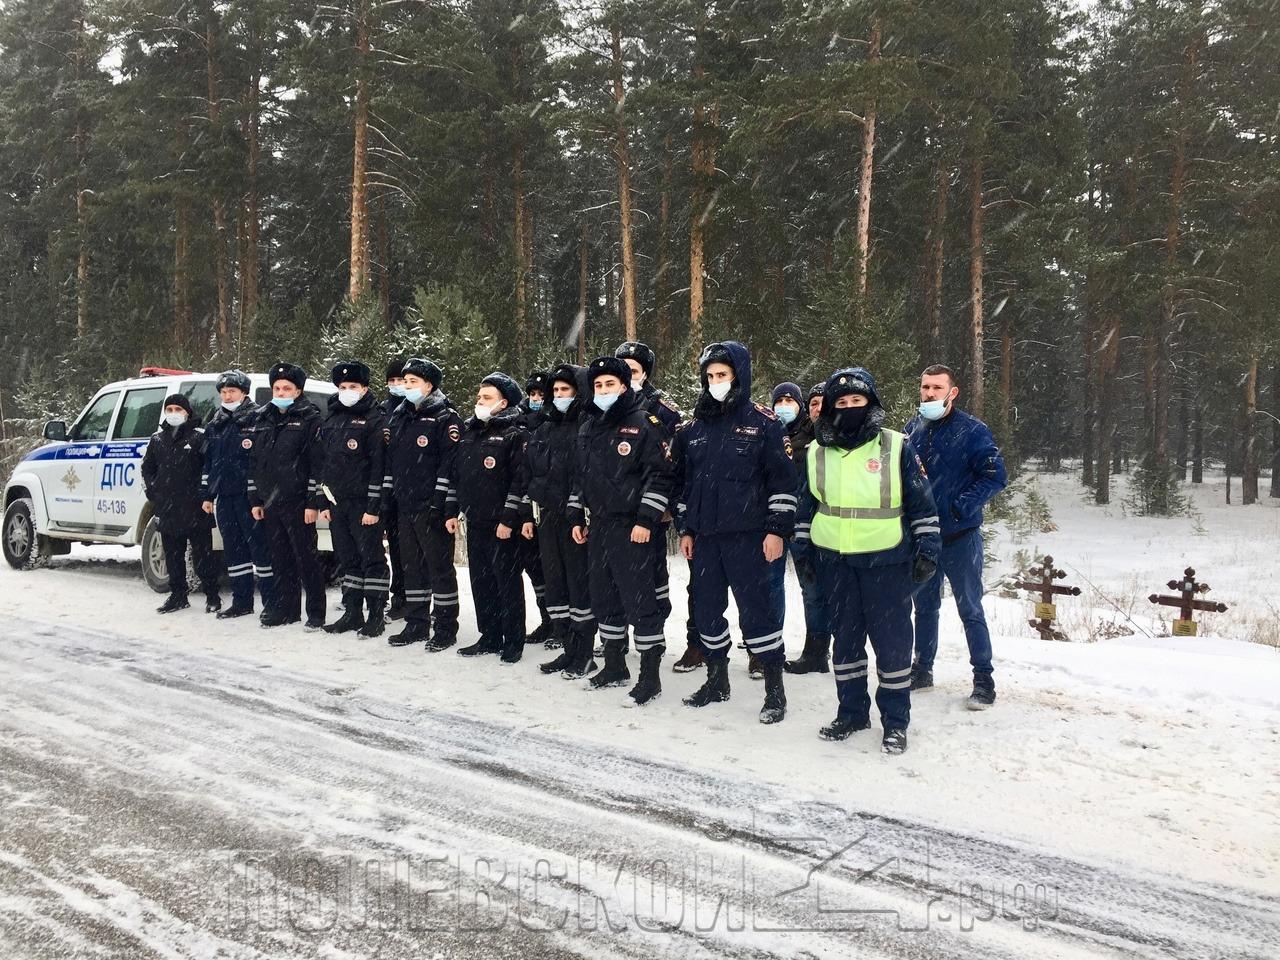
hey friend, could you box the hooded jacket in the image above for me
[795,367,941,567]
[905,406,1007,541]
[201,400,260,502]
[315,390,388,513]
[143,414,212,534]
[247,396,324,512]
[387,389,462,516]
[524,365,589,514]
[567,383,674,531]
[671,340,796,538]
[451,405,527,527]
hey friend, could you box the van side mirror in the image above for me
[43,420,68,441]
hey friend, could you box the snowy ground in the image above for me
[2,469,1278,958]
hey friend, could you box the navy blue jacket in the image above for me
[201,401,259,502]
[524,384,589,516]
[450,406,527,527]
[796,368,940,568]
[315,391,388,513]
[387,391,462,516]
[905,408,1007,541]
[636,383,682,437]
[247,397,324,512]
[671,341,796,539]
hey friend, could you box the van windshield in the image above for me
[70,392,120,442]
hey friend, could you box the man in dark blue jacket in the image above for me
[672,341,797,724]
[905,364,1008,709]
[515,370,554,645]
[795,367,941,754]
[201,369,274,618]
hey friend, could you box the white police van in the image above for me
[3,367,337,591]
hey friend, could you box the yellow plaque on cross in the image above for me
[1172,619,1198,637]
[1034,602,1056,621]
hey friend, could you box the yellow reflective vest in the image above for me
[806,429,904,554]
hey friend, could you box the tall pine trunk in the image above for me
[513,136,529,362]
[578,220,589,364]
[206,6,231,350]
[74,5,89,339]
[922,150,947,356]
[1242,355,1259,504]
[611,23,638,340]
[854,19,880,299]
[656,132,673,360]
[968,145,985,418]
[377,192,391,327]
[348,0,371,307]
[239,30,261,337]
[1271,363,1280,498]
[174,193,192,351]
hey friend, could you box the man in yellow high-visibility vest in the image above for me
[795,367,941,755]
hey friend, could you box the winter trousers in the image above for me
[263,504,326,622]
[767,540,830,636]
[814,552,914,731]
[383,498,405,606]
[162,522,218,600]
[518,525,550,625]
[330,498,390,609]
[690,530,784,666]
[215,494,274,611]
[399,508,459,639]
[911,528,994,675]
[587,519,666,655]
[466,520,525,650]
[537,510,594,640]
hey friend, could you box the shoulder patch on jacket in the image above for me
[447,424,461,442]
[618,426,641,436]
[648,414,662,426]
[733,425,760,437]
[755,403,778,420]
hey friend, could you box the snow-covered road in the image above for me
[3,602,1277,959]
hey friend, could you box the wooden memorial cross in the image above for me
[1014,555,1080,641]
[1148,567,1227,637]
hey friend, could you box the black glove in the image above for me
[911,555,938,584]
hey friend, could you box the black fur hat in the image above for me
[615,341,656,378]
[385,358,407,380]
[481,371,523,408]
[268,362,307,390]
[331,360,371,387]
[402,357,443,388]
[525,370,550,395]
[215,369,251,393]
[588,355,633,387]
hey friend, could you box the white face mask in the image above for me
[474,402,498,422]
[162,411,188,428]
[631,378,645,393]
[708,380,733,402]
[338,388,362,407]
[221,399,243,412]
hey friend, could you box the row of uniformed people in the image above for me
[143,342,1003,755]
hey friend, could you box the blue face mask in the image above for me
[388,384,406,397]
[773,404,797,425]
[552,396,574,413]
[271,396,295,410]
[528,399,544,412]
[404,387,424,405]
[594,392,619,412]
[919,399,948,421]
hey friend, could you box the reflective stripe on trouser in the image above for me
[466,520,524,649]
[262,505,326,622]
[813,551,914,730]
[538,510,595,639]
[330,499,390,607]
[690,530,786,666]
[215,495,274,609]
[399,509,459,639]
[586,518,665,653]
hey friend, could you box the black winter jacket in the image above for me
[247,397,323,512]
[450,407,527,527]
[142,418,213,534]
[387,391,462,516]
[315,391,388,513]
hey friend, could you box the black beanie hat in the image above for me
[588,355,633,388]
[615,341,656,378]
[807,382,825,401]
[481,371,523,408]
[331,360,371,387]
[268,362,306,390]
[771,381,803,406]
[525,370,550,395]
[385,358,407,381]
[402,357,443,388]
[162,393,193,416]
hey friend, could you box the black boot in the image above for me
[784,634,831,674]
[204,593,222,614]
[324,593,365,634]
[526,619,552,644]
[910,660,934,690]
[966,672,996,710]
[588,641,630,688]
[458,636,502,657]
[499,638,524,663]
[425,625,457,652]
[562,633,597,678]
[259,608,300,628]
[882,728,909,754]
[748,652,765,681]
[759,662,787,724]
[217,602,253,619]
[683,658,731,707]
[819,715,871,740]
[539,630,574,674]
[388,621,428,646]
[157,592,189,614]
[628,648,664,705]
[386,597,407,621]
[358,598,386,638]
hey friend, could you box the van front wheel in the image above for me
[3,498,48,570]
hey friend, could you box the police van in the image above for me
[3,367,337,591]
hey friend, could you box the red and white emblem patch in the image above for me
[866,458,881,473]
[416,435,428,447]
[241,438,253,449]
[346,438,359,451]
[483,455,497,469]
[616,441,632,456]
